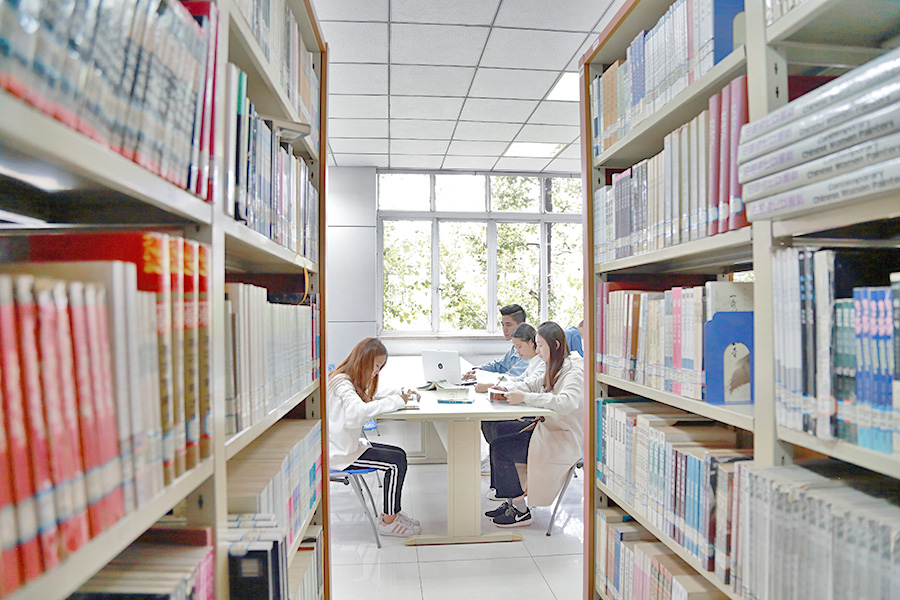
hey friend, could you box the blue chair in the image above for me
[546,458,584,536]
[363,418,380,437]
[329,468,382,548]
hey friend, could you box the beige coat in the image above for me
[507,353,584,506]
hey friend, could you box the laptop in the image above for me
[421,350,463,385]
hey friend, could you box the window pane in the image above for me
[490,176,540,212]
[551,177,583,214]
[382,220,432,331]
[379,174,430,210]
[548,222,584,329]
[435,174,486,212]
[496,223,540,328]
[439,222,487,331]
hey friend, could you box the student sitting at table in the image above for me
[484,321,584,527]
[328,338,422,537]
[564,319,585,358]
[462,304,528,381]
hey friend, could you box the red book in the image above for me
[717,83,732,234]
[20,232,176,486]
[728,76,749,230]
[183,241,200,470]
[707,92,721,237]
[197,243,212,459]
[12,276,60,571]
[169,237,187,478]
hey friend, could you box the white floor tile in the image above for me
[419,557,557,600]
[416,539,531,563]
[534,554,585,600]
[330,562,423,600]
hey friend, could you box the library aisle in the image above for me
[328,420,584,600]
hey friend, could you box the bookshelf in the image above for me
[0,0,329,595]
[580,0,900,598]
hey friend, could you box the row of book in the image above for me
[289,525,325,600]
[594,506,728,600]
[224,283,320,438]
[592,75,749,264]
[771,246,900,453]
[596,281,754,405]
[0,0,219,201]
[226,420,323,600]
[70,526,215,600]
[224,63,320,262]
[740,45,900,221]
[588,0,744,157]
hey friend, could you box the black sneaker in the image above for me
[485,501,510,518]
[492,505,532,528]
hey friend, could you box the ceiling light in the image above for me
[504,142,566,158]
[547,72,580,102]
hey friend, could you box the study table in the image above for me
[378,357,554,546]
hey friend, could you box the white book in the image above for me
[224,63,240,218]
[680,124,691,244]
[689,117,700,241]
[813,251,837,441]
[138,291,164,497]
[697,110,709,239]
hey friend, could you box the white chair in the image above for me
[330,468,382,548]
[546,458,583,536]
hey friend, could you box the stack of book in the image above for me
[224,63,320,261]
[739,46,900,221]
[729,461,900,600]
[593,75,750,264]
[0,0,218,200]
[223,283,319,437]
[588,0,744,157]
[290,525,325,600]
[771,247,899,452]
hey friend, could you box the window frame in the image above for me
[377,170,582,337]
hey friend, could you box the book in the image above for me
[717,81,731,234]
[728,75,749,230]
[707,92,722,235]
[183,241,201,469]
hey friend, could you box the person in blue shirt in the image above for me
[565,319,585,358]
[463,304,528,381]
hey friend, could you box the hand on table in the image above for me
[401,389,420,403]
[475,382,492,394]
[462,369,477,382]
[505,390,525,405]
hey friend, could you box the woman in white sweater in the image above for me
[328,338,421,537]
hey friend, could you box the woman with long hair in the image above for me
[328,338,421,537]
[485,321,584,527]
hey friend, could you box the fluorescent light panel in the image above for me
[504,142,565,158]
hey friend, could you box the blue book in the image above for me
[704,312,754,405]
[701,0,745,74]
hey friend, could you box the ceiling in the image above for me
[313,0,618,174]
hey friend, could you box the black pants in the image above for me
[487,420,533,499]
[483,419,526,489]
[346,442,407,515]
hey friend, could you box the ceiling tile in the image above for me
[494,0,606,31]
[329,95,389,119]
[460,98,537,123]
[391,24,489,66]
[319,22,389,63]
[390,156,445,169]
[329,138,390,154]
[567,36,599,72]
[328,64,389,95]
[515,124,581,144]
[390,119,457,140]
[493,157,553,172]
[453,121,521,141]
[544,158,583,173]
[329,118,389,138]
[390,65,475,97]
[468,68,558,100]
[390,96,464,120]
[447,140,510,155]
[334,154,389,168]
[442,156,500,170]
[480,29,585,71]
[390,139,450,155]
[529,101,581,126]
[558,143,583,159]
[391,0,500,25]
[315,0,388,21]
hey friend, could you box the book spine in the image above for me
[169,237,187,478]
[183,240,200,469]
[892,273,900,455]
[729,75,749,230]
[198,243,212,459]
[707,93,721,236]
[717,82,732,234]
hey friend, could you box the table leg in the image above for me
[407,422,448,465]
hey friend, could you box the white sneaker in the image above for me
[396,511,420,527]
[378,517,421,537]
[481,457,491,476]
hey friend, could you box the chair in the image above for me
[361,419,383,488]
[546,458,584,536]
[329,468,382,548]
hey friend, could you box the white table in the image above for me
[378,362,554,546]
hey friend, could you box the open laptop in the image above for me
[421,350,464,385]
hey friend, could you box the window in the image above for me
[378,172,583,335]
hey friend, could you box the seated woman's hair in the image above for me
[512,322,537,347]
[330,337,387,401]
[537,321,569,390]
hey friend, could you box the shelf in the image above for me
[767,0,900,47]
[8,459,214,600]
[596,227,753,274]
[225,380,320,460]
[597,374,755,431]
[224,218,317,274]
[0,91,213,225]
[288,496,322,566]
[584,0,673,67]
[777,426,900,479]
[592,47,747,169]
[769,192,900,239]
[596,479,742,600]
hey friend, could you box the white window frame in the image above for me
[377,171,582,337]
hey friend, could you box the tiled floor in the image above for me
[328,420,585,600]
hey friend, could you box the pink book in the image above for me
[197,243,212,459]
[170,237,187,478]
[707,93,721,236]
[183,240,200,469]
[718,83,732,234]
[673,287,683,396]
[729,76,750,230]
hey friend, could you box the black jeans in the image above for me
[347,442,407,515]
[487,420,533,499]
